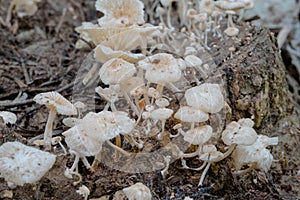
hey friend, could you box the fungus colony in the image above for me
[0,0,279,197]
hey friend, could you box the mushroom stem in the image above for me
[179,146,201,158]
[114,135,122,158]
[121,90,140,116]
[167,1,174,29]
[44,107,57,150]
[106,140,131,156]
[235,162,257,174]
[157,119,167,140]
[156,84,164,96]
[198,162,211,186]
[227,14,234,27]
[213,144,237,162]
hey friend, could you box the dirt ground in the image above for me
[0,1,299,200]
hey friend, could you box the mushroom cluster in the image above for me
[5,0,279,193]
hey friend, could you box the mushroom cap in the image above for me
[183,125,213,145]
[174,106,209,123]
[139,53,182,84]
[95,86,120,103]
[221,121,257,146]
[94,44,145,63]
[123,182,152,200]
[185,83,224,113]
[0,111,17,124]
[63,126,101,156]
[232,141,275,172]
[199,150,224,162]
[99,58,136,85]
[0,141,56,186]
[12,0,39,18]
[199,0,215,15]
[237,118,254,128]
[96,0,145,27]
[184,55,203,71]
[155,98,170,108]
[150,108,173,120]
[224,27,239,37]
[33,91,77,115]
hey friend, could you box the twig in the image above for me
[21,61,32,84]
[55,8,67,33]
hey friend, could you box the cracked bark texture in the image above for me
[210,24,294,129]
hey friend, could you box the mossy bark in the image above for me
[211,25,294,129]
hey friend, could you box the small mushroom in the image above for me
[232,135,279,173]
[0,111,17,125]
[184,83,224,113]
[150,108,173,139]
[224,27,239,37]
[0,142,56,187]
[33,91,77,150]
[95,0,145,27]
[174,106,209,129]
[122,182,152,200]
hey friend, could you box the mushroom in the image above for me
[198,144,224,186]
[150,107,174,139]
[74,22,100,49]
[184,55,207,84]
[76,185,90,200]
[33,91,77,150]
[99,58,140,115]
[122,182,152,200]
[174,106,209,129]
[224,27,239,37]
[180,125,213,158]
[232,135,279,173]
[95,85,120,112]
[138,53,182,95]
[0,141,56,187]
[0,111,17,125]
[184,83,224,113]
[95,0,145,27]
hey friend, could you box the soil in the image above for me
[0,1,299,200]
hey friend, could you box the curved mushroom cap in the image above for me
[62,126,100,156]
[232,140,275,172]
[12,0,40,18]
[95,86,120,103]
[33,91,77,115]
[199,0,215,14]
[185,83,224,113]
[199,145,224,162]
[94,44,145,63]
[150,108,173,120]
[123,182,152,200]
[96,0,145,27]
[0,111,17,124]
[155,98,170,108]
[214,0,245,11]
[99,58,136,85]
[237,118,254,128]
[184,55,203,71]
[139,53,182,85]
[183,125,213,145]
[83,111,135,141]
[224,27,239,37]
[0,141,56,186]
[221,121,257,146]
[74,22,100,48]
[174,106,209,123]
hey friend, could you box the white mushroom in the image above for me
[174,106,209,129]
[0,142,56,187]
[138,53,182,95]
[150,108,173,139]
[122,182,152,200]
[0,111,17,125]
[185,83,224,113]
[95,0,145,27]
[232,135,279,173]
[33,91,77,150]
